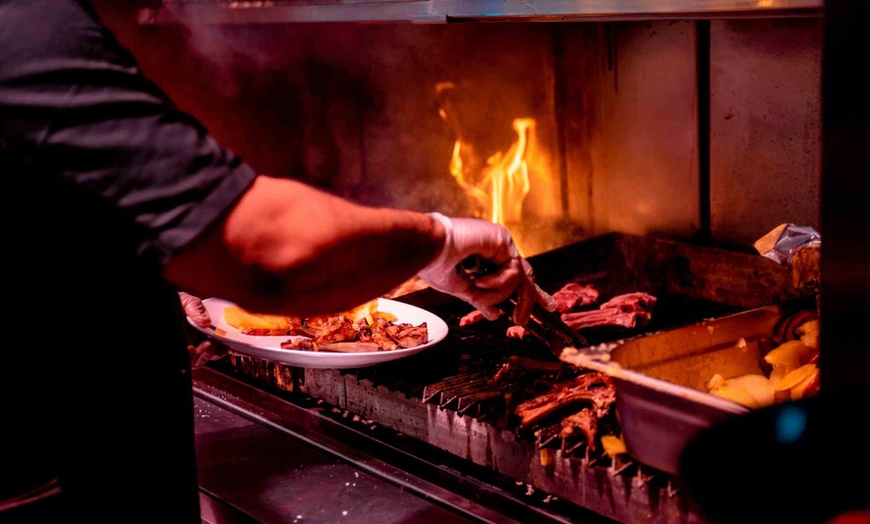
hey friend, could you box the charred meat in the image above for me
[281,338,318,351]
[559,409,598,449]
[302,315,359,343]
[493,356,563,384]
[379,317,429,348]
[514,372,614,427]
[281,315,428,352]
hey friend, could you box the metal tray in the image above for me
[561,295,816,475]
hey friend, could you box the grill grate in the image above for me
[218,232,795,523]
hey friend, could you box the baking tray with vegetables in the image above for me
[561,294,818,474]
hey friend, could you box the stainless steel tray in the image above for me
[561,295,816,475]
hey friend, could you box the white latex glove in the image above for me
[417,213,556,325]
[179,291,229,368]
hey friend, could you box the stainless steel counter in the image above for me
[194,396,472,523]
[191,367,608,523]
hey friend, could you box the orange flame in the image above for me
[437,82,556,255]
[446,119,534,227]
[489,118,533,226]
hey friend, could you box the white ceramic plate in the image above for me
[187,297,448,369]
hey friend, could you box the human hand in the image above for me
[179,291,229,368]
[417,213,556,325]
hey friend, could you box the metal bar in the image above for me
[439,380,501,408]
[139,2,440,25]
[139,0,822,25]
[695,20,712,243]
[820,0,870,392]
[438,0,822,20]
[551,23,571,219]
[422,372,490,403]
[537,428,561,449]
[192,367,596,524]
[456,387,509,415]
[198,490,260,524]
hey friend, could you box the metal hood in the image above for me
[140,0,822,25]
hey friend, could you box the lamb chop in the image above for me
[493,356,563,384]
[600,292,657,313]
[560,292,656,330]
[559,409,598,449]
[460,282,601,328]
[515,372,614,427]
[552,282,600,312]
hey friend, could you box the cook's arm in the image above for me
[164,176,444,317]
[0,1,547,322]
[164,176,554,323]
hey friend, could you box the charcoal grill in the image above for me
[202,232,797,523]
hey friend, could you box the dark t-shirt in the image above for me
[0,0,257,520]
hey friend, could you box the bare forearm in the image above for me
[165,176,444,316]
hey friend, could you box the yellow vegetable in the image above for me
[539,448,554,467]
[764,340,813,372]
[790,367,820,399]
[768,364,788,388]
[601,435,627,457]
[372,311,398,322]
[724,374,775,407]
[342,299,379,324]
[705,316,821,408]
[342,299,397,324]
[707,374,726,390]
[224,306,294,332]
[775,363,818,392]
[710,385,760,409]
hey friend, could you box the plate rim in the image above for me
[186,296,448,366]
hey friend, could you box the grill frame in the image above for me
[209,232,798,522]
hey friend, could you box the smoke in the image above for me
[176,22,285,97]
[158,19,569,248]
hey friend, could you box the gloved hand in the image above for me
[179,291,229,368]
[417,213,556,325]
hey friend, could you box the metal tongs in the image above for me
[457,256,588,357]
